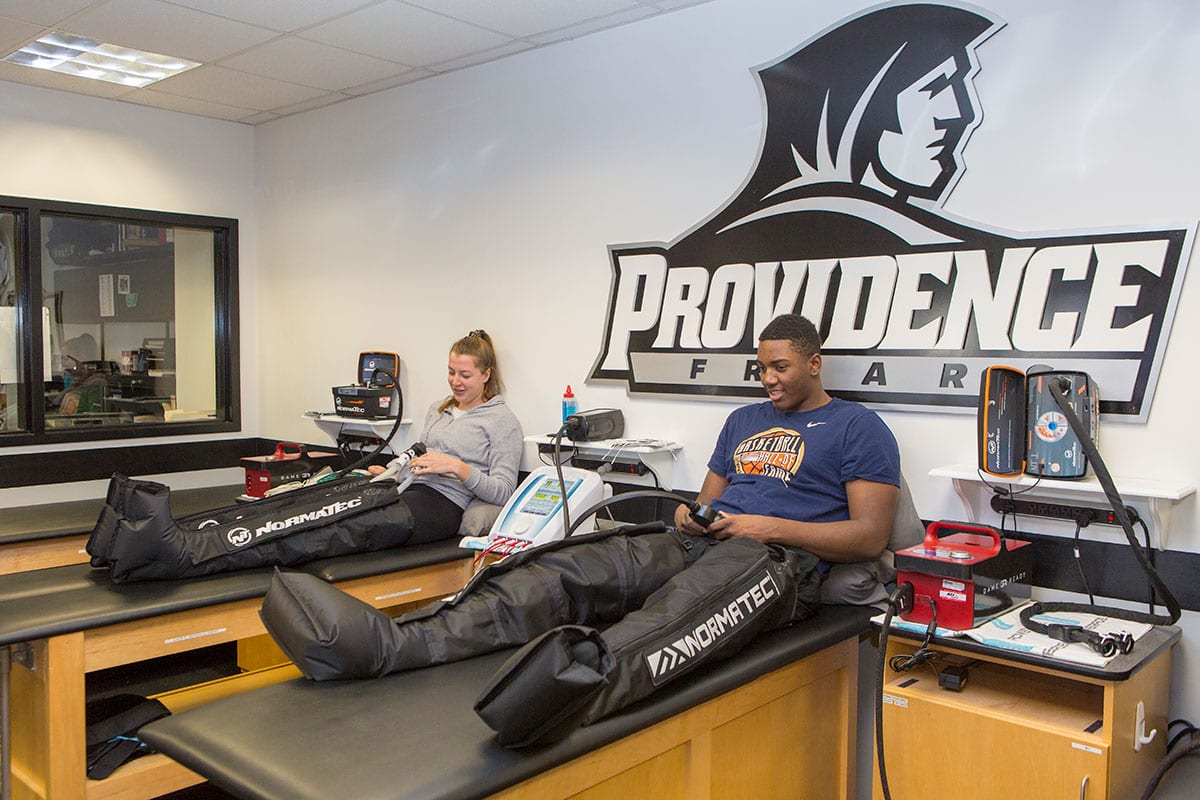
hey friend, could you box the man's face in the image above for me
[756,338,821,413]
[876,56,968,193]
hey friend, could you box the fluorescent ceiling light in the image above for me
[3,32,199,88]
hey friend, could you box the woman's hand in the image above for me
[409,451,470,482]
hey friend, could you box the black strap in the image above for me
[85,694,170,779]
[1019,602,1136,657]
[87,737,145,780]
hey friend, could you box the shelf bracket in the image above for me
[1134,700,1158,752]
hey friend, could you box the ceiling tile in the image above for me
[0,0,718,125]
[239,110,280,125]
[401,0,641,38]
[341,66,433,96]
[120,86,258,121]
[219,36,408,92]
[0,15,44,54]
[529,5,659,46]
[0,0,96,27]
[164,0,380,34]
[644,0,712,9]
[67,0,279,62]
[428,40,533,73]
[266,92,351,117]
[0,59,131,97]
[150,64,326,110]
[300,0,512,67]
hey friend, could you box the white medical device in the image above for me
[474,465,610,556]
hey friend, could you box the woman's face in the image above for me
[447,351,491,410]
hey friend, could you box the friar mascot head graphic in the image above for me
[591,2,1191,420]
[671,3,1004,265]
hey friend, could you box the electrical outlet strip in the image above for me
[989,494,1139,527]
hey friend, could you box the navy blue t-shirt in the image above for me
[707,398,900,524]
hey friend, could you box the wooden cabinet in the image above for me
[874,627,1177,800]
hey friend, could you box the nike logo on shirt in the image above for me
[806,421,826,428]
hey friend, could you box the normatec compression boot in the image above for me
[258,526,823,747]
[87,473,411,582]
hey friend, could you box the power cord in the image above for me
[1071,520,1096,606]
[563,489,718,538]
[875,581,918,800]
[887,598,938,673]
[1140,719,1200,800]
[1018,377,1181,657]
[551,424,573,536]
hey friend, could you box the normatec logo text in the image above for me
[644,571,779,685]
[588,4,1193,420]
[224,498,364,548]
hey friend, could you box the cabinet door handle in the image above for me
[1079,774,1089,799]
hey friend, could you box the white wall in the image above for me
[0,80,258,504]
[253,0,1200,724]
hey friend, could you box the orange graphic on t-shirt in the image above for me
[732,427,804,482]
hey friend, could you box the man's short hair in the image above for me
[759,314,822,356]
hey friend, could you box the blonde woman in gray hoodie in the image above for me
[381,329,524,544]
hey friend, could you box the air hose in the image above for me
[1018,376,1180,653]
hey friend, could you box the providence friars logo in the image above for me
[589,2,1193,419]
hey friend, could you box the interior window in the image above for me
[0,211,18,431]
[0,198,238,443]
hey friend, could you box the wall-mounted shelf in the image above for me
[929,463,1195,548]
[306,413,412,449]
[528,435,682,489]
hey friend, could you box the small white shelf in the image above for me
[930,463,1195,548]
[306,413,412,447]
[527,435,682,488]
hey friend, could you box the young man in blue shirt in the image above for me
[673,313,900,566]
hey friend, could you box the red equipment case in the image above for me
[894,521,1032,630]
[240,443,340,498]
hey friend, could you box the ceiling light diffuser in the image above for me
[3,32,199,88]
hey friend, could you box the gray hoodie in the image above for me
[413,395,523,509]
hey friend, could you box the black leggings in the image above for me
[400,484,464,546]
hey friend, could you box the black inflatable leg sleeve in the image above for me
[473,626,613,748]
[258,526,693,681]
[87,474,411,582]
[474,538,823,747]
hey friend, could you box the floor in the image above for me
[1152,741,1200,799]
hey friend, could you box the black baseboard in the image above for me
[0,438,288,488]
[1017,530,1200,613]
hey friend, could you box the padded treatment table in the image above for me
[0,539,473,800]
[144,604,876,800]
[0,484,244,575]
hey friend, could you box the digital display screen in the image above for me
[520,478,579,516]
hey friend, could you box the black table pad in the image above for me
[0,484,244,545]
[142,604,874,800]
[0,539,468,647]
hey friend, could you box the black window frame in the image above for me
[0,195,240,446]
